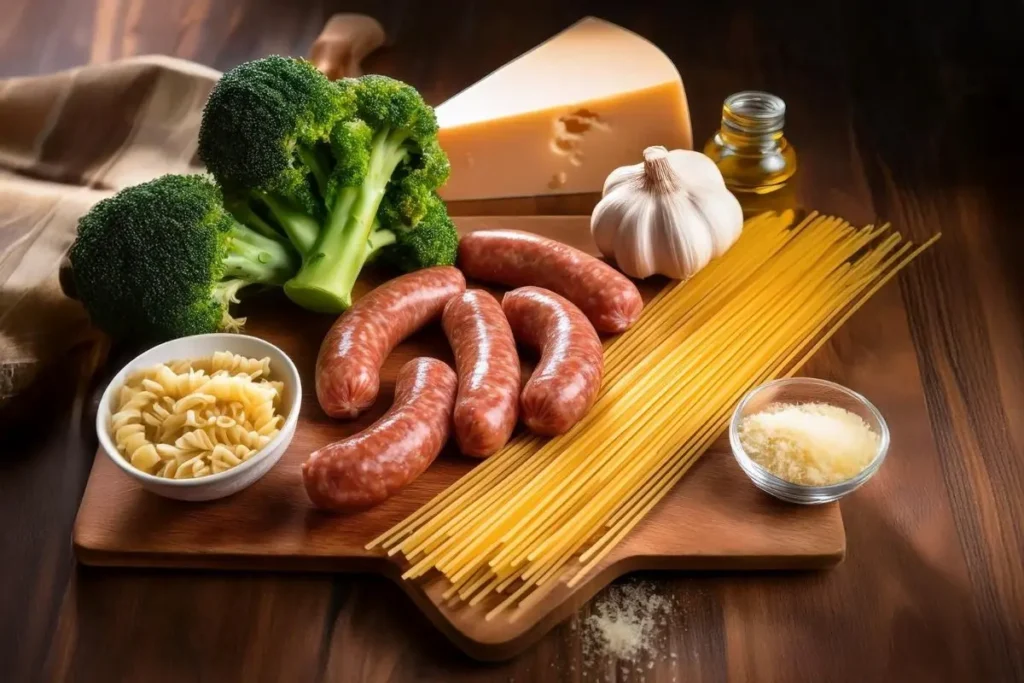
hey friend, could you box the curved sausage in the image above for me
[316,266,465,419]
[442,290,520,458]
[457,230,643,334]
[302,357,458,511]
[502,287,604,436]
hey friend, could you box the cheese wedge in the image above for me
[436,17,692,202]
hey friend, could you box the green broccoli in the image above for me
[373,191,459,272]
[69,174,299,340]
[197,55,350,254]
[198,58,457,314]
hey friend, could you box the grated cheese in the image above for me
[582,580,674,664]
[738,401,879,486]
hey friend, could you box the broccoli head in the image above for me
[198,56,354,254]
[69,174,299,340]
[199,59,457,314]
[282,75,453,312]
[374,192,458,272]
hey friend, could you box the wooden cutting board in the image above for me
[73,216,845,661]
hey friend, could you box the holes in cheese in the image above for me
[436,17,692,202]
[551,109,611,167]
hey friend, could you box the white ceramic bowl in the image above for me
[96,333,301,501]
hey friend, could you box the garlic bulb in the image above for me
[590,146,743,280]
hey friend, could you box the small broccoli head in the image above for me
[378,138,451,227]
[69,175,297,340]
[324,76,446,214]
[198,56,353,216]
[352,75,438,141]
[376,192,459,272]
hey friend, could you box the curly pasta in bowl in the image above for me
[97,334,301,501]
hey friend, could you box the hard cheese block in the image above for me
[437,17,692,202]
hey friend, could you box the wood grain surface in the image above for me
[71,217,845,661]
[3,1,1023,682]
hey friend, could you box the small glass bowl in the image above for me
[729,378,890,504]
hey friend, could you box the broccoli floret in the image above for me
[374,192,458,272]
[200,60,456,314]
[198,56,353,254]
[69,174,299,340]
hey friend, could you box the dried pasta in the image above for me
[109,352,285,479]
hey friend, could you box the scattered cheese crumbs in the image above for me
[738,401,880,486]
[582,580,674,664]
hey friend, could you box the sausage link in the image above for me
[457,230,643,334]
[316,266,465,419]
[302,357,458,511]
[502,287,604,436]
[442,290,520,457]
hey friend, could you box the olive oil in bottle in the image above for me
[704,91,797,215]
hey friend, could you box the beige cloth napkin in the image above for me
[0,56,221,415]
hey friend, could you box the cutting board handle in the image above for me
[59,256,76,299]
[309,14,386,80]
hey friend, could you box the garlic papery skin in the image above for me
[590,146,743,280]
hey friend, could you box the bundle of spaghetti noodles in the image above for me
[369,211,939,619]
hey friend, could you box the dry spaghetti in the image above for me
[368,211,938,618]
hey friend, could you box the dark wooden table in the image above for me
[3,0,1023,681]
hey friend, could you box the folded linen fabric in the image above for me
[0,56,220,414]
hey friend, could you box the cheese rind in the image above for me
[437,17,692,202]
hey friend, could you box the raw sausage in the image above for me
[302,357,458,511]
[316,266,465,419]
[502,287,604,436]
[442,290,520,457]
[457,230,643,334]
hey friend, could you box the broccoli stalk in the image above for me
[69,174,300,340]
[284,125,421,311]
[222,223,298,285]
[199,60,457,315]
[250,192,322,256]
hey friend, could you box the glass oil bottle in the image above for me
[704,91,798,216]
